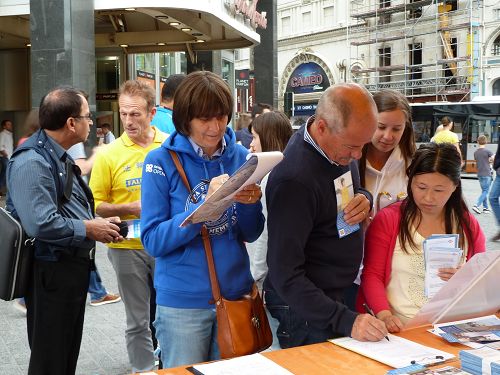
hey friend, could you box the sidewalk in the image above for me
[0,178,498,374]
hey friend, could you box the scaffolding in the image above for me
[348,0,482,102]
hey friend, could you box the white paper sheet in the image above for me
[181,151,283,226]
[329,334,455,368]
[424,248,462,298]
[192,353,293,375]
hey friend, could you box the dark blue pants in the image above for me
[264,287,336,349]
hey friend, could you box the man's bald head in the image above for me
[316,83,377,133]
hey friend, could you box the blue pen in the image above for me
[363,303,390,341]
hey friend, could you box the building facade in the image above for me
[273,0,500,123]
[0,0,264,140]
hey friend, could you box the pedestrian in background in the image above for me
[236,102,272,149]
[472,135,493,214]
[151,74,186,135]
[489,135,500,241]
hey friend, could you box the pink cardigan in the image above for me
[356,202,486,314]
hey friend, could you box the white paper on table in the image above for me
[329,334,455,368]
[192,353,293,375]
[180,151,283,226]
[424,248,463,298]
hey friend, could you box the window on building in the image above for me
[379,47,391,83]
[408,0,422,19]
[493,35,500,56]
[281,16,291,36]
[495,9,500,20]
[446,1,458,11]
[493,79,500,96]
[302,11,312,30]
[135,53,156,73]
[409,43,423,94]
[323,6,334,26]
[379,0,390,8]
[378,0,391,24]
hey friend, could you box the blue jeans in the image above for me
[489,175,500,225]
[154,305,219,368]
[476,176,492,209]
[264,287,336,349]
[88,268,107,301]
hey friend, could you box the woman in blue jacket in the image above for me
[140,71,264,368]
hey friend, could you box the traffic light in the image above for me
[284,92,294,118]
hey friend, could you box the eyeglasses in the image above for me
[73,114,93,122]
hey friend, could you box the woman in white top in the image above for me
[247,111,292,351]
[345,90,416,310]
[359,89,416,216]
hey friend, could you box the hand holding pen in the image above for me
[351,306,390,342]
[363,303,390,341]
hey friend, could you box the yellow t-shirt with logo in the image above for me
[89,127,167,249]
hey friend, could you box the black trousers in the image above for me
[25,254,91,375]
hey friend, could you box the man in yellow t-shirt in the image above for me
[89,80,167,373]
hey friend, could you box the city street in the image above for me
[0,178,498,375]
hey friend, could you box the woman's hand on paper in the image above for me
[343,193,371,225]
[234,184,262,205]
[377,310,403,333]
[351,314,389,342]
[437,266,460,281]
[207,174,230,198]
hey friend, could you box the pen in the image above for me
[363,303,390,342]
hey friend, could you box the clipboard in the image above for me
[329,334,455,368]
[406,251,500,329]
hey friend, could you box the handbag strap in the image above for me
[168,150,222,302]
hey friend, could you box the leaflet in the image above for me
[181,151,283,226]
[433,315,500,345]
[423,234,461,298]
[424,247,463,298]
[334,171,360,238]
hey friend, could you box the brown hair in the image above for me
[359,89,416,187]
[172,71,233,136]
[235,112,252,131]
[119,80,156,111]
[249,111,292,152]
[441,116,453,130]
[477,135,487,145]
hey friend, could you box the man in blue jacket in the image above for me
[264,83,389,348]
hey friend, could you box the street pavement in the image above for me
[0,178,499,374]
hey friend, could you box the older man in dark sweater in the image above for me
[264,83,388,348]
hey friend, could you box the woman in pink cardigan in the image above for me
[357,143,485,332]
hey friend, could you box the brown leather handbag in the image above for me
[169,150,273,359]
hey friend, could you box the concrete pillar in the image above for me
[253,0,277,108]
[30,0,95,112]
